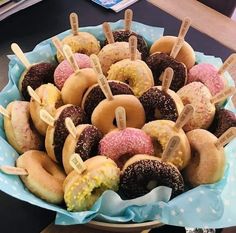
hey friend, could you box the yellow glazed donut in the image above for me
[142,120,191,170]
[64,156,120,211]
[16,150,66,204]
[4,101,43,154]
[184,129,225,187]
[30,83,63,136]
[107,59,154,97]
[150,36,196,69]
[91,95,145,134]
[61,68,98,106]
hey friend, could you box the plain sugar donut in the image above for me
[16,150,66,204]
[91,95,145,134]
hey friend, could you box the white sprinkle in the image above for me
[188,197,193,202]
[196,207,201,213]
[171,210,176,216]
[180,208,185,213]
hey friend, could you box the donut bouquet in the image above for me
[0,10,236,228]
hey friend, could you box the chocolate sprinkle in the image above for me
[53,106,87,164]
[75,125,103,161]
[21,63,56,100]
[146,53,186,92]
[139,87,179,122]
[119,159,184,199]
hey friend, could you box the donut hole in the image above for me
[112,118,118,127]
[117,153,134,168]
[146,180,158,190]
[152,139,163,156]
[154,108,163,119]
[191,148,200,167]
[124,78,133,87]
[42,164,54,176]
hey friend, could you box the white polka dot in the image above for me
[188,197,193,202]
[180,208,185,213]
[200,190,205,194]
[171,210,176,216]
[196,207,201,213]
[178,221,183,225]
[224,199,230,206]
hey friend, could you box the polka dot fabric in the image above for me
[0,22,235,228]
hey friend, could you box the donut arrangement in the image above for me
[1,10,236,215]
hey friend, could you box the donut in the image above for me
[184,129,225,186]
[45,104,87,164]
[91,95,145,134]
[54,53,91,90]
[29,83,63,136]
[97,41,141,76]
[119,154,184,199]
[142,120,191,170]
[99,127,154,168]
[4,101,43,154]
[64,156,120,211]
[57,32,100,63]
[63,124,103,174]
[16,150,66,204]
[61,68,98,106]
[150,36,196,69]
[81,80,134,121]
[19,62,56,101]
[107,58,154,97]
[177,82,215,131]
[146,52,187,92]
[209,108,236,138]
[139,86,184,122]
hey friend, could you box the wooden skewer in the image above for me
[63,45,80,72]
[103,22,115,44]
[124,9,133,31]
[129,35,137,61]
[210,87,236,105]
[70,12,79,36]
[215,127,236,150]
[0,165,28,176]
[69,153,86,174]
[27,86,41,105]
[115,106,126,130]
[39,109,55,127]
[51,36,64,58]
[218,53,236,76]
[161,67,174,92]
[65,117,77,139]
[0,105,10,119]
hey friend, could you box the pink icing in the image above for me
[54,53,91,90]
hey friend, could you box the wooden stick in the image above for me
[170,37,184,59]
[177,17,191,39]
[90,54,103,75]
[115,106,126,130]
[65,117,77,139]
[0,105,10,118]
[124,9,133,31]
[97,74,114,101]
[11,43,31,69]
[210,87,236,104]
[0,166,28,176]
[161,136,180,162]
[51,36,64,58]
[27,86,41,105]
[129,35,137,61]
[39,109,55,127]
[103,22,115,44]
[63,45,80,72]
[161,67,174,92]
[70,12,79,36]
[215,127,236,150]
[218,54,236,76]
[69,153,86,174]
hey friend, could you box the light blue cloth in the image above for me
[0,21,235,228]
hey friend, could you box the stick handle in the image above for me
[103,22,115,44]
[218,54,236,75]
[39,109,55,127]
[210,87,236,104]
[69,153,86,174]
[162,136,180,162]
[27,86,41,105]
[129,35,137,61]
[98,74,114,101]
[215,127,236,149]
[65,117,77,139]
[0,166,28,176]
[162,67,174,92]
[51,36,64,58]
[70,12,79,36]
[124,9,133,31]
[0,105,10,118]
[90,54,103,75]
[170,37,184,59]
[63,45,80,72]
[178,17,191,39]
[115,106,126,130]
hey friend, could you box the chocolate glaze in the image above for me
[53,106,87,164]
[139,87,178,122]
[119,159,184,199]
[21,63,56,100]
[75,125,103,161]
[83,81,134,122]
[103,30,149,61]
[146,53,186,92]
[209,108,236,138]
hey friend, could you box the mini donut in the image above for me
[150,36,196,69]
[119,154,184,199]
[57,32,100,62]
[98,41,141,76]
[99,127,154,168]
[177,82,215,131]
[63,124,103,174]
[30,83,63,136]
[82,81,134,121]
[184,129,225,187]
[45,104,87,164]
[107,58,154,97]
[61,68,98,106]
[19,63,56,101]
[16,150,66,204]
[146,52,187,92]
[4,101,43,154]
[142,120,191,170]
[64,156,120,211]
[91,95,145,134]
[139,86,184,122]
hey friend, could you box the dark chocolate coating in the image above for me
[103,30,149,61]
[209,108,236,138]
[21,63,56,100]
[53,105,87,164]
[146,53,186,92]
[139,87,179,122]
[83,81,134,122]
[119,159,184,199]
[75,125,103,161]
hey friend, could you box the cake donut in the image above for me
[142,120,191,170]
[91,95,145,134]
[119,154,184,199]
[16,150,66,204]
[146,52,187,92]
[184,129,225,187]
[63,124,103,174]
[82,80,133,121]
[3,101,43,154]
[64,156,120,211]
[45,104,87,164]
[29,83,63,136]
[99,127,154,168]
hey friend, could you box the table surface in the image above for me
[0,0,234,232]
